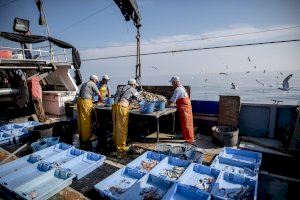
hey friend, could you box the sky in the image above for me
[1,0,300,81]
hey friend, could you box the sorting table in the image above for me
[93,106,177,142]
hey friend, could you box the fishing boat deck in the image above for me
[1,131,299,200]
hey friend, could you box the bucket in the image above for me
[170,146,186,158]
[104,97,115,107]
[155,101,166,111]
[212,126,239,147]
[185,148,204,164]
[140,101,155,114]
[155,143,171,154]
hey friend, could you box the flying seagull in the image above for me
[278,74,293,91]
[224,63,229,70]
[256,80,266,87]
[248,56,251,62]
[245,71,251,74]
[219,72,229,75]
[280,72,284,76]
[150,66,159,70]
[256,79,273,88]
[231,82,238,90]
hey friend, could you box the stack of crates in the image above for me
[210,147,262,200]
[0,121,41,146]
[94,147,261,200]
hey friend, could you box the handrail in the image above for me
[0,46,71,62]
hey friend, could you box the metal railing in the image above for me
[0,45,72,63]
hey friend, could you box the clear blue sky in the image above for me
[1,0,300,80]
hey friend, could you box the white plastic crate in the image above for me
[42,91,77,115]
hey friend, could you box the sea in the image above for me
[104,69,300,105]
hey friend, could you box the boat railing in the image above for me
[0,45,72,63]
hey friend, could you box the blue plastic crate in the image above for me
[0,123,24,131]
[162,183,211,200]
[31,137,60,152]
[122,174,174,200]
[0,162,53,191]
[178,163,220,193]
[14,168,75,200]
[0,143,72,178]
[211,156,259,180]
[0,131,14,146]
[22,121,42,128]
[60,152,106,180]
[44,147,85,166]
[94,167,146,200]
[211,172,257,200]
[219,147,262,166]
[150,156,190,182]
[126,151,167,173]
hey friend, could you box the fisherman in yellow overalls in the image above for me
[112,79,141,152]
[98,75,111,100]
[77,75,102,149]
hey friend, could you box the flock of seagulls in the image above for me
[148,57,294,92]
[203,56,294,91]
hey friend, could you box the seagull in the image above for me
[256,80,266,87]
[280,72,284,76]
[245,71,251,74]
[231,82,238,90]
[219,72,229,75]
[278,74,293,91]
[150,66,159,70]
[263,69,266,73]
[224,63,229,70]
[205,78,208,82]
[248,56,251,62]
[254,66,257,69]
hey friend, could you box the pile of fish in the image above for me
[130,91,168,107]
[194,177,214,191]
[140,187,165,200]
[160,166,185,180]
[107,179,131,195]
[140,160,158,172]
[225,185,254,200]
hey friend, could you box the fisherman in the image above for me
[98,75,111,100]
[169,76,195,144]
[77,75,102,148]
[112,79,141,152]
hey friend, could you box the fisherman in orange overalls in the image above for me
[169,76,195,144]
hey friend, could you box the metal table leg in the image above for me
[156,117,160,143]
[172,112,175,133]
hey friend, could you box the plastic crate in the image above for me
[30,137,60,152]
[211,172,257,200]
[60,152,106,180]
[162,183,211,200]
[43,147,85,166]
[210,156,259,180]
[126,151,167,173]
[178,163,220,193]
[14,169,75,200]
[0,123,24,131]
[122,174,174,200]
[219,147,262,166]
[0,143,72,178]
[0,131,14,146]
[0,162,53,191]
[22,121,42,128]
[150,156,190,182]
[94,167,146,200]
